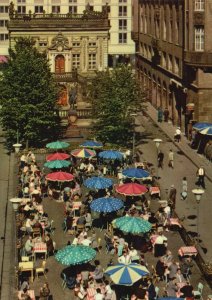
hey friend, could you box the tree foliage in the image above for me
[0,37,61,150]
[89,65,146,146]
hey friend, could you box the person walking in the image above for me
[196,166,206,189]
[168,149,174,168]
[174,127,181,142]
[181,177,188,201]
[169,185,177,214]
[158,150,164,169]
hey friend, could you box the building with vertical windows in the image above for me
[0,0,135,65]
[132,0,212,129]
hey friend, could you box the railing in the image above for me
[77,108,92,119]
[53,72,77,83]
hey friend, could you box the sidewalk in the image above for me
[146,102,212,182]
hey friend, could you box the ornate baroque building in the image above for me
[8,3,110,130]
[132,0,212,131]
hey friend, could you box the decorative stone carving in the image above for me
[49,32,71,51]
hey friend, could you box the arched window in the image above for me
[55,55,65,74]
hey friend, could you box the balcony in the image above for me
[184,51,212,66]
[53,72,78,83]
[77,108,92,119]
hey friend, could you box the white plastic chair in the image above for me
[193,282,204,299]
[155,286,160,298]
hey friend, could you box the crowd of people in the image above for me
[14,147,205,300]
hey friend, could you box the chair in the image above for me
[35,260,47,279]
[151,265,160,284]
[193,282,204,299]
[61,272,67,289]
[155,286,159,298]
[21,256,29,262]
[32,227,41,238]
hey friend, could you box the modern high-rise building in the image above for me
[132,0,212,130]
[0,0,135,65]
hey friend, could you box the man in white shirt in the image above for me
[118,252,131,264]
[197,166,205,189]
[81,235,92,246]
[94,288,105,300]
[24,236,33,254]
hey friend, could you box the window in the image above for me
[69,0,77,2]
[89,42,96,47]
[18,0,26,2]
[17,6,26,13]
[161,52,166,68]
[88,54,96,70]
[163,20,167,40]
[119,33,127,44]
[0,34,8,40]
[119,19,127,30]
[69,6,77,13]
[195,0,204,11]
[173,57,180,75]
[35,6,43,13]
[119,0,127,2]
[195,26,204,51]
[119,6,127,16]
[73,42,80,47]
[52,6,60,13]
[0,20,8,27]
[167,54,173,72]
[0,6,9,13]
[72,54,80,69]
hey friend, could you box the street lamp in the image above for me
[13,129,22,153]
[130,113,137,162]
[9,198,22,212]
[153,138,162,179]
[192,188,204,242]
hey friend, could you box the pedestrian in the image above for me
[163,107,169,122]
[157,106,163,122]
[181,177,188,201]
[196,166,206,189]
[168,149,174,168]
[169,185,177,213]
[174,127,181,142]
[39,282,50,300]
[158,150,164,169]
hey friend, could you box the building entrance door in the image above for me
[55,55,65,73]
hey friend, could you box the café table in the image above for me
[18,261,34,282]
[178,246,197,257]
[33,242,47,261]
[149,186,160,198]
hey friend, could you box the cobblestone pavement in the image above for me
[24,112,212,300]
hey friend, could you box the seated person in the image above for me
[156,258,166,280]
[74,283,87,299]
[93,260,104,282]
[81,234,92,246]
[94,288,105,300]
[180,281,194,299]
[44,233,54,255]
[18,288,32,300]
[24,236,33,255]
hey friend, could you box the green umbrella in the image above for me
[112,216,152,234]
[46,141,70,149]
[55,245,96,266]
[44,159,71,169]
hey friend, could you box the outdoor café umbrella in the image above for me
[199,126,212,136]
[104,263,149,285]
[46,152,70,161]
[90,197,123,213]
[159,298,184,300]
[46,141,70,149]
[193,122,212,131]
[112,216,152,234]
[99,150,123,160]
[80,140,103,149]
[71,148,96,158]
[84,176,113,190]
[45,171,74,182]
[55,245,96,266]
[44,160,71,169]
[122,168,150,180]
[116,183,148,196]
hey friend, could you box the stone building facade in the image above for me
[132,0,212,131]
[8,4,110,128]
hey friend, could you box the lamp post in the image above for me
[13,129,22,153]
[192,188,204,242]
[153,138,162,179]
[130,113,137,162]
[9,198,22,212]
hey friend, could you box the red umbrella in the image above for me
[116,183,148,196]
[46,152,70,161]
[46,171,74,182]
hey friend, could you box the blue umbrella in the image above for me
[122,168,150,179]
[99,150,123,160]
[80,140,103,148]
[199,126,212,136]
[84,176,113,190]
[105,263,149,285]
[90,197,123,213]
[193,122,212,131]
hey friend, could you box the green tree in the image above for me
[0,37,61,150]
[89,65,146,146]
